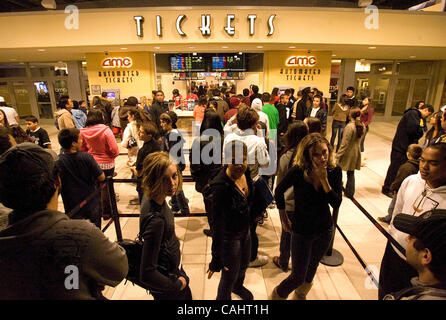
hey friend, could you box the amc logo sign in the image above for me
[102,57,133,68]
[285,56,317,67]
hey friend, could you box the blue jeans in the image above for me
[276,227,333,298]
[330,120,346,152]
[345,170,355,198]
[360,125,369,153]
[278,212,293,269]
[170,190,190,214]
[217,231,251,300]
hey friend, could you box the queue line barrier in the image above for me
[323,189,407,290]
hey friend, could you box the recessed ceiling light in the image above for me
[368,46,376,49]
[409,55,416,58]
[189,46,195,49]
[332,54,337,57]
[289,46,296,49]
[38,49,46,52]
[154,47,160,49]
[120,47,127,50]
[222,46,229,49]
[257,46,263,48]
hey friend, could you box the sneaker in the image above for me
[248,255,268,268]
[232,286,253,300]
[378,216,391,224]
[129,198,139,205]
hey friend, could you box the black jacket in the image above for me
[139,198,183,293]
[305,106,328,132]
[208,167,254,272]
[392,108,424,154]
[189,135,222,193]
[389,159,419,193]
[275,166,342,235]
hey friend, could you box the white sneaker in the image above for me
[249,255,268,268]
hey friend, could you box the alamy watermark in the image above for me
[364,5,379,30]
[64,265,79,290]
[65,5,79,30]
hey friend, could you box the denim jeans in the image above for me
[278,212,293,269]
[360,125,369,153]
[330,120,346,152]
[345,170,355,198]
[217,230,251,300]
[170,190,190,214]
[276,227,333,298]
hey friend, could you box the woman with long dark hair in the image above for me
[272,121,309,272]
[335,107,365,198]
[271,133,342,300]
[423,111,444,148]
[190,109,224,236]
[330,94,350,152]
[207,140,254,300]
[359,96,374,164]
[80,109,119,219]
[139,151,192,300]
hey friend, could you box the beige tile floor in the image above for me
[38,117,403,300]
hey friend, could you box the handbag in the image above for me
[118,213,177,292]
[252,177,274,217]
[126,136,138,149]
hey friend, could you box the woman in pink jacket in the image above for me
[80,109,119,219]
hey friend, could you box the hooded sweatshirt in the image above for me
[0,209,128,299]
[389,173,446,260]
[383,277,446,300]
[54,108,76,130]
[71,109,87,129]
[80,124,119,165]
[251,98,270,138]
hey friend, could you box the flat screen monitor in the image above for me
[107,92,116,100]
[212,54,245,71]
[170,55,205,72]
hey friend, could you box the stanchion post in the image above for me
[321,207,344,267]
[107,176,123,242]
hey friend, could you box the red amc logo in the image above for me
[102,57,133,68]
[285,56,317,67]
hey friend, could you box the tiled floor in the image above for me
[40,117,402,300]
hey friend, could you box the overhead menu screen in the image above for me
[212,55,245,71]
[170,55,205,72]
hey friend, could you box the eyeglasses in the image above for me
[412,189,439,215]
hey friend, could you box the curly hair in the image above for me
[293,133,336,171]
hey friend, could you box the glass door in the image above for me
[411,78,429,107]
[0,81,12,106]
[371,77,390,116]
[392,79,411,116]
[34,81,53,119]
[12,81,32,117]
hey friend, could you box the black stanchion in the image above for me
[320,207,344,267]
[107,176,123,242]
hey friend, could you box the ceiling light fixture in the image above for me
[409,55,416,58]
[289,46,296,49]
[257,46,263,48]
[368,46,376,49]
[41,0,57,10]
[120,47,128,50]
[38,49,46,52]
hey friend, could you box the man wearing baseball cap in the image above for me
[383,210,446,300]
[0,143,128,299]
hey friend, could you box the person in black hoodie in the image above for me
[382,104,433,197]
[139,151,191,300]
[190,109,223,237]
[378,144,422,224]
[207,140,256,300]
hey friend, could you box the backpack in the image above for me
[118,212,173,292]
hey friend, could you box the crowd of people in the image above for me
[0,83,445,301]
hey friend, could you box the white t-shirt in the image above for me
[389,173,446,259]
[310,107,320,118]
[223,129,270,179]
[0,106,19,126]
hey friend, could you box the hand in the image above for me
[206,267,229,279]
[312,160,328,182]
[279,210,292,233]
[178,276,187,290]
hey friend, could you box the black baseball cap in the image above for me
[393,210,446,264]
